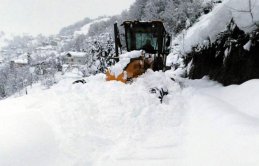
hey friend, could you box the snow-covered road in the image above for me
[0,71,259,166]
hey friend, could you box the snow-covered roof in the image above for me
[13,59,28,64]
[36,45,54,50]
[11,53,29,64]
[66,51,87,58]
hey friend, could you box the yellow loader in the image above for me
[106,21,171,83]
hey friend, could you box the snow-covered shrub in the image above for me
[150,87,169,103]
[185,20,259,85]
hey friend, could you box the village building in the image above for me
[62,52,88,65]
[35,45,55,54]
[10,53,30,68]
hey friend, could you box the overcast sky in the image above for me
[0,0,135,35]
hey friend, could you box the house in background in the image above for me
[35,45,55,54]
[10,53,30,68]
[10,59,28,68]
[62,52,88,65]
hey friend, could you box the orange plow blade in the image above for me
[106,70,127,83]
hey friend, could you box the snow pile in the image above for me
[0,106,62,166]
[182,1,232,53]
[167,0,259,67]
[0,71,259,165]
[168,0,259,56]
[74,18,110,36]
[109,50,143,77]
[182,78,259,166]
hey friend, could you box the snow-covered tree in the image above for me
[128,0,149,20]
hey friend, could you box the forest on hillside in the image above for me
[87,0,214,36]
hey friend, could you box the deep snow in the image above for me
[183,0,259,52]
[109,50,143,77]
[0,71,259,166]
[167,0,259,66]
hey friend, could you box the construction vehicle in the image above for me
[106,21,171,83]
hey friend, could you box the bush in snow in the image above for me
[185,19,259,85]
[150,87,169,103]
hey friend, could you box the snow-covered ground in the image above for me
[0,71,259,166]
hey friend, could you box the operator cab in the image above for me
[122,21,170,55]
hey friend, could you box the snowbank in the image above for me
[168,0,259,57]
[0,98,62,166]
[0,72,259,165]
[182,78,259,166]
[182,1,232,53]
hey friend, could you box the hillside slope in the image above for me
[59,18,92,36]
[0,71,259,166]
[177,0,259,53]
[167,0,259,85]
[74,17,110,36]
